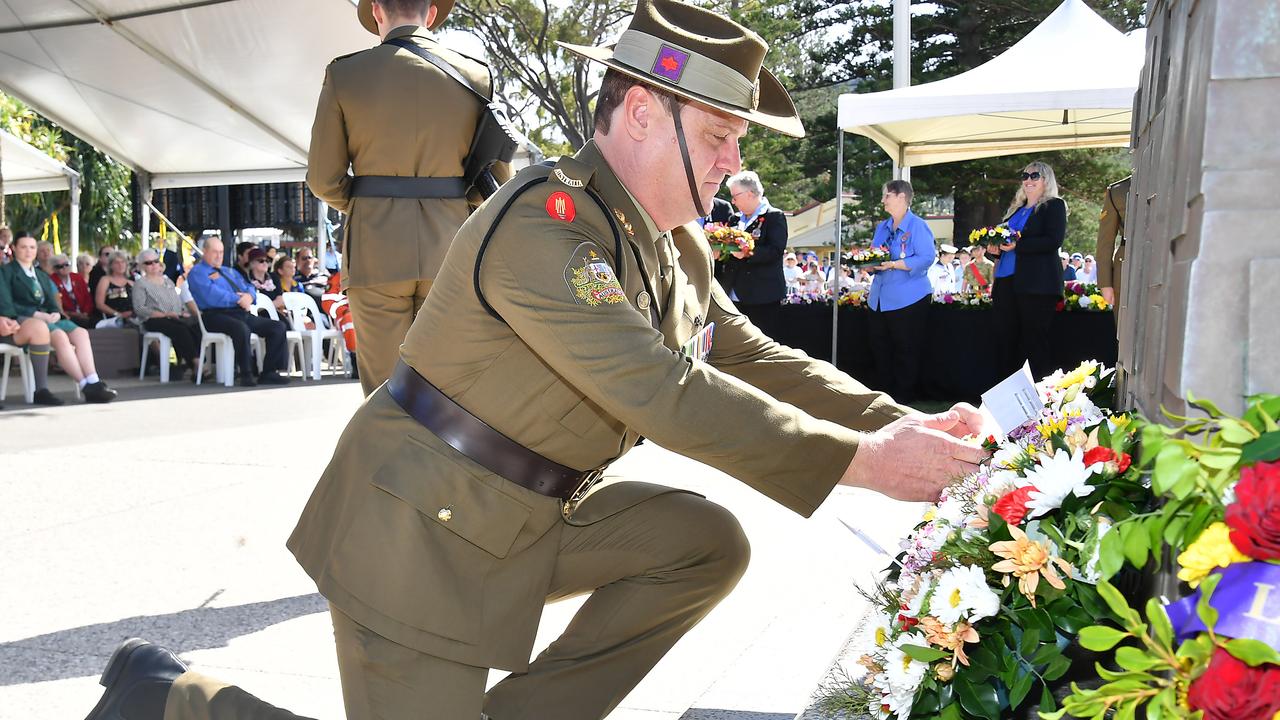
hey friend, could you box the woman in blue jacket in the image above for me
[867,179,936,403]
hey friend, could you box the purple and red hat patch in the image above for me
[652,44,689,83]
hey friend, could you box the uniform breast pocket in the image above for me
[329,434,535,644]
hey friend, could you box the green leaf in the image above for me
[1244,395,1280,433]
[1098,528,1126,580]
[1114,698,1138,720]
[1197,573,1222,630]
[955,676,1001,720]
[1169,460,1201,500]
[1198,446,1242,471]
[1162,516,1188,545]
[940,703,963,720]
[1096,580,1141,626]
[1151,443,1186,492]
[901,644,949,662]
[1146,598,1174,648]
[1224,638,1280,667]
[1139,425,1166,470]
[1031,643,1061,665]
[1019,626,1041,657]
[1078,625,1130,651]
[1122,521,1149,568]
[1009,670,1035,708]
[1218,418,1258,445]
[1115,646,1163,672]
[1243,430,1280,465]
[1037,710,1067,720]
[1187,391,1225,418]
[1042,655,1072,681]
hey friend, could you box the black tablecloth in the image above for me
[765,305,1118,404]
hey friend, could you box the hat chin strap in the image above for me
[671,106,707,219]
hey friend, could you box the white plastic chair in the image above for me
[138,331,173,383]
[193,308,235,387]
[282,292,343,381]
[0,343,35,404]
[253,295,306,378]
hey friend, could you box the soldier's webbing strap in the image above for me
[350,176,467,198]
[473,169,653,329]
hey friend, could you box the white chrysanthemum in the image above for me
[1060,393,1106,427]
[869,609,896,649]
[932,564,1001,624]
[1078,295,1094,308]
[880,631,930,717]
[1018,448,1096,518]
[991,442,1028,471]
[985,469,1022,499]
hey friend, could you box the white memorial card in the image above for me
[980,362,1043,437]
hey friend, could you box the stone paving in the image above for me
[0,372,922,719]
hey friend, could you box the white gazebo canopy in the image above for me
[2,127,83,253]
[836,0,1146,167]
[1,128,75,195]
[0,0,370,190]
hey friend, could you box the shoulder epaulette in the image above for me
[551,155,595,190]
[328,49,364,65]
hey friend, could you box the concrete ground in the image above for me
[0,369,923,719]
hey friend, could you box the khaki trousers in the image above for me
[165,491,750,720]
[346,280,432,396]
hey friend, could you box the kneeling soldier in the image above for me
[86,1,988,718]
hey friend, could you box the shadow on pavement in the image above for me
[0,593,327,685]
[680,712,794,719]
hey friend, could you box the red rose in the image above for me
[1187,647,1280,720]
[1055,300,1065,312]
[1226,460,1280,560]
[992,486,1037,526]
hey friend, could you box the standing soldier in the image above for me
[84,2,990,719]
[307,0,506,395]
[1096,175,1130,320]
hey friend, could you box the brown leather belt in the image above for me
[386,360,606,504]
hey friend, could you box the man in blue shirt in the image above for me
[187,236,290,386]
[866,179,936,403]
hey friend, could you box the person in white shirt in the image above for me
[1077,254,1098,283]
[928,244,959,297]
[782,252,802,294]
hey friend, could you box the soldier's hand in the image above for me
[1101,287,1115,306]
[839,414,989,502]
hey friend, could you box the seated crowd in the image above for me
[0,226,355,408]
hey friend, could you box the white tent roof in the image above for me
[0,0,371,189]
[836,0,1146,167]
[1,128,76,194]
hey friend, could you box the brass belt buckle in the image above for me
[562,465,607,520]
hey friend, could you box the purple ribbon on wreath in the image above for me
[1164,561,1280,650]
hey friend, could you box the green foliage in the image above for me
[0,92,134,253]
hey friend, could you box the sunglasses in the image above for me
[1020,171,1043,181]
[53,263,69,269]
[142,259,161,266]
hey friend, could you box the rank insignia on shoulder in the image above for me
[613,209,634,238]
[564,243,626,307]
[553,168,585,188]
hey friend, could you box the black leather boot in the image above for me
[84,639,187,720]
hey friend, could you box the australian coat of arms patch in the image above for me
[564,243,626,307]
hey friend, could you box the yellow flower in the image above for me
[1038,417,1069,439]
[1053,361,1099,390]
[1109,414,1131,428]
[1176,522,1252,587]
[990,526,1073,607]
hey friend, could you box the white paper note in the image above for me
[980,362,1043,436]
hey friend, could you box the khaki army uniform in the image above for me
[164,141,910,720]
[307,24,506,395]
[1096,176,1130,314]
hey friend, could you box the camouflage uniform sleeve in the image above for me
[306,65,353,214]
[478,188,862,517]
[704,282,911,429]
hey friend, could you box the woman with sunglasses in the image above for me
[50,253,95,328]
[133,248,202,381]
[94,250,137,328]
[987,161,1068,378]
